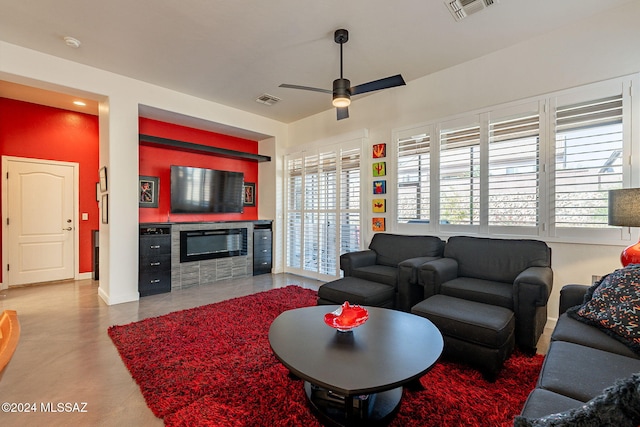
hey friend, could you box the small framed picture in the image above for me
[373,198,386,213]
[139,176,159,208]
[243,182,256,207]
[101,194,108,224]
[372,217,386,232]
[373,180,386,195]
[373,143,386,158]
[372,161,386,177]
[96,182,100,202]
[99,167,108,192]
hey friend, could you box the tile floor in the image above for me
[0,274,551,427]
[0,274,322,427]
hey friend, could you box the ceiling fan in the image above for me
[280,29,406,120]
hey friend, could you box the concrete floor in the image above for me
[0,274,322,427]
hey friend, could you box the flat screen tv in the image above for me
[171,165,244,213]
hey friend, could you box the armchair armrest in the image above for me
[559,284,589,315]
[398,256,441,286]
[513,266,554,352]
[340,250,377,276]
[397,256,442,312]
[418,258,459,298]
[514,266,553,307]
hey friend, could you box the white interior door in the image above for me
[4,157,76,286]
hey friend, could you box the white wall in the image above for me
[0,41,288,305]
[286,1,640,322]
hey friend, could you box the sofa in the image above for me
[516,266,640,426]
[415,236,553,353]
[338,233,445,308]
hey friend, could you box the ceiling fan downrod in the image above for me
[333,29,351,108]
[335,29,348,79]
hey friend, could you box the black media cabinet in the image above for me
[253,221,272,275]
[139,224,172,296]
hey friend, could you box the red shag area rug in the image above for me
[108,286,544,427]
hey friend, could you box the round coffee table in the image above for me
[269,305,443,426]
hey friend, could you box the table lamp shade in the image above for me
[609,188,640,266]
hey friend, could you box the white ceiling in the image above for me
[0,0,634,124]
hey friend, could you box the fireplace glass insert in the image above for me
[180,228,248,262]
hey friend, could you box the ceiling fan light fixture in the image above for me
[332,94,351,108]
[332,78,351,107]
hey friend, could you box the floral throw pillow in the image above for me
[567,264,640,356]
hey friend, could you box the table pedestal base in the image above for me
[304,382,402,426]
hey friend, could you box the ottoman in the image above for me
[317,277,395,308]
[412,294,515,380]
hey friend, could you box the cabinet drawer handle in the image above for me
[150,279,160,284]
[150,262,161,266]
[150,245,161,249]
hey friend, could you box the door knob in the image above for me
[63,227,73,231]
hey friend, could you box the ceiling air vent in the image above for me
[256,93,281,106]
[445,0,498,21]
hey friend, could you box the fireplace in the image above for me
[180,228,248,263]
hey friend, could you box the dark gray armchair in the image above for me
[340,233,444,308]
[417,236,553,353]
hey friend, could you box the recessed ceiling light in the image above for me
[73,101,86,106]
[64,36,81,49]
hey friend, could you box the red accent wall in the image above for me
[0,98,100,282]
[139,118,259,223]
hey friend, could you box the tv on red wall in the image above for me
[170,165,244,214]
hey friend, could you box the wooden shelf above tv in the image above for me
[139,134,271,163]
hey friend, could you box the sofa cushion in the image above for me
[440,277,513,309]
[552,313,639,359]
[443,236,550,283]
[538,341,640,402]
[368,233,444,268]
[352,265,398,287]
[519,388,585,420]
[514,373,640,427]
[567,264,640,356]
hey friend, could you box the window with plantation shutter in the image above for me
[286,156,303,269]
[340,147,361,254]
[393,75,633,241]
[488,107,540,228]
[284,141,361,280]
[303,153,320,273]
[554,94,624,229]
[439,121,480,226]
[396,129,431,224]
[316,151,337,275]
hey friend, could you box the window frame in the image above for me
[394,74,637,245]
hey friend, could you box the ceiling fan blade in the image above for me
[337,106,349,120]
[350,74,406,96]
[279,84,332,94]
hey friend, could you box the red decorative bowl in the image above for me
[324,302,369,332]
